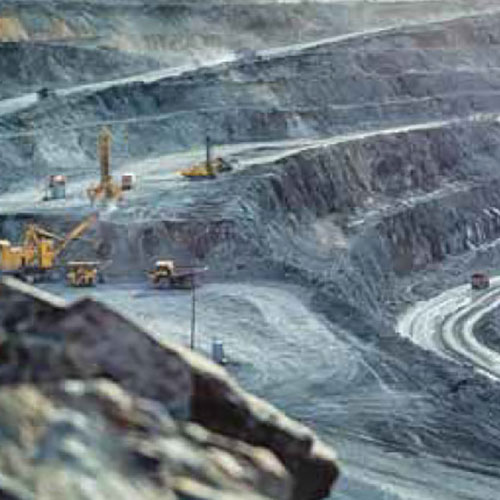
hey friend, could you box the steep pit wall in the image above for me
[371,183,500,274]
[0,42,160,99]
[4,120,500,326]
[8,11,500,190]
[49,121,494,317]
[5,119,498,271]
[3,1,489,52]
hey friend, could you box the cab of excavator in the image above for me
[38,240,56,269]
[0,241,19,271]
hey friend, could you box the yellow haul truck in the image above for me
[0,214,98,283]
[66,261,100,287]
[148,260,207,289]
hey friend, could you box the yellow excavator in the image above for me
[0,213,98,283]
[87,127,123,204]
[179,136,233,179]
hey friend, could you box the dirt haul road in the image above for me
[398,276,500,379]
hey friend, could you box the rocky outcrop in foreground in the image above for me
[0,277,338,500]
[0,380,291,500]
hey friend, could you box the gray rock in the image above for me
[0,379,291,500]
[0,277,338,499]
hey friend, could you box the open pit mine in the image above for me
[5,1,500,499]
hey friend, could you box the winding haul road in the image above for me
[398,276,500,379]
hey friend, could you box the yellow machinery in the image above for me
[0,213,98,282]
[87,127,123,204]
[148,259,206,289]
[179,136,233,179]
[66,261,99,287]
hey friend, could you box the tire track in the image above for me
[398,276,500,379]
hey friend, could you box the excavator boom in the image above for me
[29,225,65,242]
[54,213,98,258]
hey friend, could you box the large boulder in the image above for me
[0,277,338,499]
[0,379,290,500]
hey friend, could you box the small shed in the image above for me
[47,175,66,200]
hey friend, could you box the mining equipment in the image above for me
[42,174,66,201]
[148,259,207,289]
[66,261,101,287]
[0,213,98,283]
[471,272,490,290]
[87,127,123,205]
[179,136,233,179]
[121,173,135,191]
[37,87,55,100]
[66,259,111,287]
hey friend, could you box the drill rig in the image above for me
[0,213,98,283]
[87,127,122,205]
[179,136,233,179]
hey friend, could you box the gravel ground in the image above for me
[39,279,500,500]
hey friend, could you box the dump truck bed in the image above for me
[170,266,207,278]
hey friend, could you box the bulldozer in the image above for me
[179,136,233,180]
[87,127,123,205]
[148,260,207,289]
[0,213,98,283]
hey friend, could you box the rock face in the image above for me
[0,380,291,500]
[8,10,500,193]
[0,277,338,500]
[0,42,160,99]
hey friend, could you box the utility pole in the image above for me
[206,134,211,167]
[190,274,196,350]
[124,125,129,158]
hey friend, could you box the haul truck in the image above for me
[148,260,207,289]
[471,273,490,290]
[66,260,104,287]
